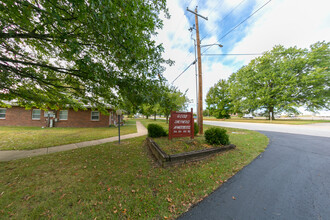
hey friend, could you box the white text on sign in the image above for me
[173,126,191,129]
[174,120,190,124]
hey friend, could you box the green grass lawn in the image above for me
[0,120,268,219]
[0,120,137,151]
[154,136,211,155]
[139,118,169,129]
[204,117,330,125]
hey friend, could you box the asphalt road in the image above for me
[204,121,330,138]
[178,122,330,220]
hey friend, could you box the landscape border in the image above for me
[146,137,236,167]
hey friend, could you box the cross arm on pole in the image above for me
[186,7,208,20]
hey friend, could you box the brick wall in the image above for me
[0,107,46,127]
[0,107,113,127]
[55,109,110,127]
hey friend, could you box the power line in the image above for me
[200,0,247,42]
[187,0,194,8]
[164,0,196,76]
[178,0,253,75]
[204,53,262,56]
[219,0,271,42]
[171,0,273,85]
[171,49,329,84]
[169,1,201,78]
[171,60,196,84]
[202,0,272,55]
[170,0,193,43]
[203,51,330,56]
[171,1,226,83]
[205,0,226,18]
[171,50,194,79]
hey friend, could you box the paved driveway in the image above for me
[204,121,330,138]
[178,122,330,220]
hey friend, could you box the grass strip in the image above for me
[0,120,137,150]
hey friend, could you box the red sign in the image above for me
[169,108,194,140]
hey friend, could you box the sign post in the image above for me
[116,109,122,144]
[169,108,194,140]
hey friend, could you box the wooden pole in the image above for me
[187,7,207,135]
[195,7,203,135]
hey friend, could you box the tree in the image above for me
[152,103,161,120]
[0,0,170,112]
[140,103,153,119]
[159,86,189,123]
[301,42,330,112]
[206,79,232,119]
[138,82,165,119]
[202,109,210,117]
[229,42,329,119]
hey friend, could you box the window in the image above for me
[44,111,55,117]
[59,110,68,120]
[0,108,6,119]
[32,109,41,120]
[91,111,99,121]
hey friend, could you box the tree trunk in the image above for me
[166,115,169,124]
[269,106,275,120]
[146,115,149,119]
[154,113,156,120]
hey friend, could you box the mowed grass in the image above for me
[0,120,137,150]
[140,118,169,129]
[0,123,267,219]
[154,136,211,155]
[204,117,330,125]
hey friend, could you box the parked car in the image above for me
[243,114,254,119]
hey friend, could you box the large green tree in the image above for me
[0,0,170,112]
[206,79,232,119]
[229,42,329,119]
[159,86,189,123]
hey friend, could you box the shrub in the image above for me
[194,122,199,136]
[204,127,230,145]
[147,124,167,138]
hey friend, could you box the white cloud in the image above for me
[230,0,330,65]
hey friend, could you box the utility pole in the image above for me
[187,6,207,134]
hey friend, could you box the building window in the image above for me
[59,110,68,120]
[44,111,55,118]
[32,109,41,120]
[0,108,6,119]
[91,111,100,121]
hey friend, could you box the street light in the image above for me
[201,43,223,48]
[190,28,199,125]
[116,109,122,144]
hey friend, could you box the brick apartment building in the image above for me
[0,106,122,128]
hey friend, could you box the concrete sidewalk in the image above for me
[0,121,148,162]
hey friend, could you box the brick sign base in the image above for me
[169,108,194,140]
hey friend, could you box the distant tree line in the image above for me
[137,85,189,123]
[206,41,329,120]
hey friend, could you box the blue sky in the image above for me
[155,0,330,115]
